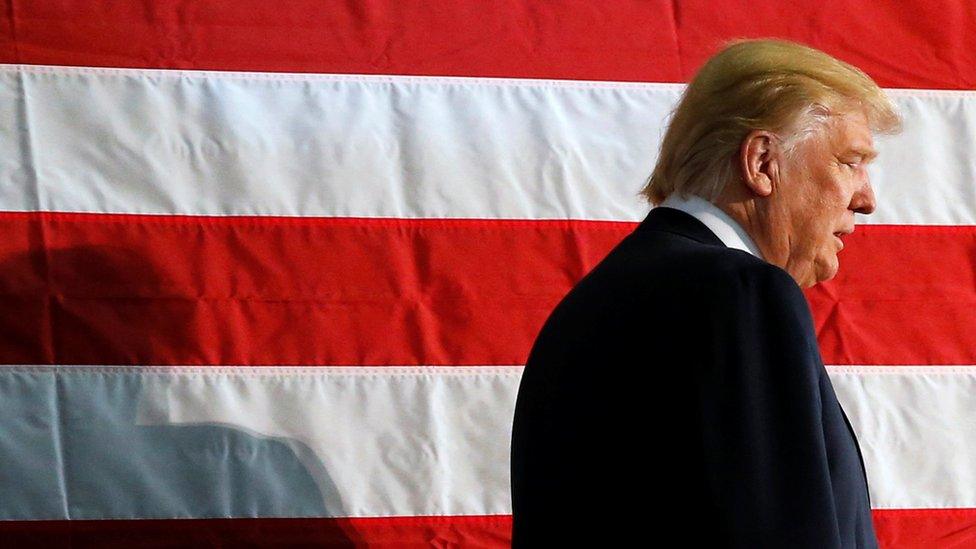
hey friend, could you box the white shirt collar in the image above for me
[658,193,765,260]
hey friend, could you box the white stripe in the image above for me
[0,365,522,520]
[2,64,972,224]
[826,365,976,509]
[0,363,971,519]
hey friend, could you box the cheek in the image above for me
[810,190,848,233]
[794,210,832,248]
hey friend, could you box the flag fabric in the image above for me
[1,1,975,546]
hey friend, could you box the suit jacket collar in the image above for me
[659,194,765,259]
[635,206,727,248]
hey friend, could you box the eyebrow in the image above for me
[848,148,879,161]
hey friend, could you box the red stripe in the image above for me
[0,213,970,366]
[0,510,971,548]
[873,508,976,548]
[0,514,512,548]
[807,225,976,366]
[0,213,629,365]
[1,1,973,88]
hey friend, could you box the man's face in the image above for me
[769,110,878,288]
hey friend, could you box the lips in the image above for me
[832,228,853,251]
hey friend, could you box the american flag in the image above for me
[1,1,974,546]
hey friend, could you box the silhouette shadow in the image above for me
[0,241,356,546]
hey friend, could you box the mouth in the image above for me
[833,229,852,249]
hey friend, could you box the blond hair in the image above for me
[640,39,901,205]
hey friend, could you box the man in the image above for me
[510,39,901,547]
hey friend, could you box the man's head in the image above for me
[641,39,901,288]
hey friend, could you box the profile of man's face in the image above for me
[773,110,878,288]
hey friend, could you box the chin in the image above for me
[814,272,837,286]
[788,254,838,288]
[814,258,840,285]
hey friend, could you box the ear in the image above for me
[738,129,780,197]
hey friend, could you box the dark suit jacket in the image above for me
[510,206,877,548]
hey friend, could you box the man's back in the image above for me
[510,206,877,547]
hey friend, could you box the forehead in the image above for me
[826,110,876,156]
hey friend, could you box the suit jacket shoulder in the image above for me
[531,206,805,360]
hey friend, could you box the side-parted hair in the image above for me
[640,38,902,205]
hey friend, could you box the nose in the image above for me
[851,175,876,215]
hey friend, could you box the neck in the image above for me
[713,184,819,288]
[713,184,785,270]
